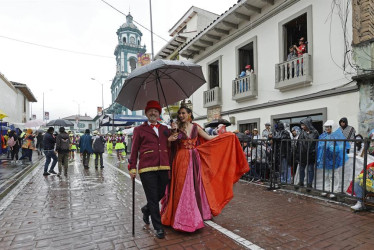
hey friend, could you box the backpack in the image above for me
[60,138,70,151]
[7,137,16,147]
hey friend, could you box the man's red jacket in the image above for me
[128,122,170,174]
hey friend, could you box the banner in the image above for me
[97,107,103,116]
[44,112,49,121]
[137,53,151,66]
[32,114,36,120]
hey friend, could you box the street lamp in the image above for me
[91,78,104,114]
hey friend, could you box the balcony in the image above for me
[275,53,313,91]
[232,74,258,102]
[203,86,222,108]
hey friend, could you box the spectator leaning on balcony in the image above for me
[293,37,307,76]
[245,64,253,75]
[297,117,319,188]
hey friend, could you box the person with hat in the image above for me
[339,117,356,153]
[262,122,271,139]
[252,128,260,140]
[245,64,254,75]
[79,129,93,168]
[128,100,170,239]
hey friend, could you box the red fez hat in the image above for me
[145,100,161,113]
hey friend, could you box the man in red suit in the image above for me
[128,100,170,239]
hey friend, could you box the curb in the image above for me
[0,157,43,201]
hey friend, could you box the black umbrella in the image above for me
[205,119,231,128]
[115,59,206,111]
[46,119,74,127]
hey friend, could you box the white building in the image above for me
[157,0,359,134]
[62,115,96,133]
[0,72,37,124]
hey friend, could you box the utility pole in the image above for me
[149,0,154,61]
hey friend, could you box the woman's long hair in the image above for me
[177,106,194,131]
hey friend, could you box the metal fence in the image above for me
[240,137,374,205]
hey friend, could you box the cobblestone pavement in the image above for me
[0,152,374,249]
[0,153,246,250]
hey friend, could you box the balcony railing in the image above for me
[275,53,312,91]
[203,86,222,108]
[232,74,258,102]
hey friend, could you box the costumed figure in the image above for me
[348,162,374,211]
[69,134,77,161]
[316,120,349,197]
[128,100,170,239]
[161,106,249,233]
[106,134,113,155]
[115,132,126,163]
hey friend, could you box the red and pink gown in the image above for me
[161,123,249,232]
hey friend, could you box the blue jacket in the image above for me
[43,132,56,150]
[79,134,93,153]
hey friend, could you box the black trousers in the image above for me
[139,170,169,230]
[82,151,90,167]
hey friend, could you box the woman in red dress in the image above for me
[161,106,249,232]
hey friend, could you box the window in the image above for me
[208,60,219,89]
[238,42,254,75]
[123,37,127,44]
[239,122,257,133]
[129,57,137,71]
[278,6,312,62]
[138,39,140,45]
[130,36,135,44]
[282,13,308,61]
[23,96,26,112]
[271,108,327,135]
[237,118,260,133]
[89,124,92,130]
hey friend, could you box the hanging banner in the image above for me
[44,112,49,121]
[137,53,151,66]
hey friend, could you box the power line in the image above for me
[0,35,114,59]
[100,0,169,43]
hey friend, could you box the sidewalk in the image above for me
[0,153,373,249]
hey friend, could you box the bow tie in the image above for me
[150,123,160,129]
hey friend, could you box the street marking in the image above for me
[104,159,261,249]
[0,161,41,216]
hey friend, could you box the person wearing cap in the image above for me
[262,122,271,139]
[252,128,260,140]
[294,37,307,76]
[245,64,253,75]
[128,100,170,239]
[79,129,93,168]
[316,120,348,198]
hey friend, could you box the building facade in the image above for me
[108,13,146,116]
[0,72,37,124]
[62,114,96,133]
[157,0,360,135]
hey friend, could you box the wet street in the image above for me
[0,153,374,249]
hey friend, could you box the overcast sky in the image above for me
[0,0,237,120]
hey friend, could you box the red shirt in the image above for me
[297,44,306,57]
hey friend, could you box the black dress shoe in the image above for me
[141,206,150,225]
[49,170,57,174]
[155,229,165,239]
